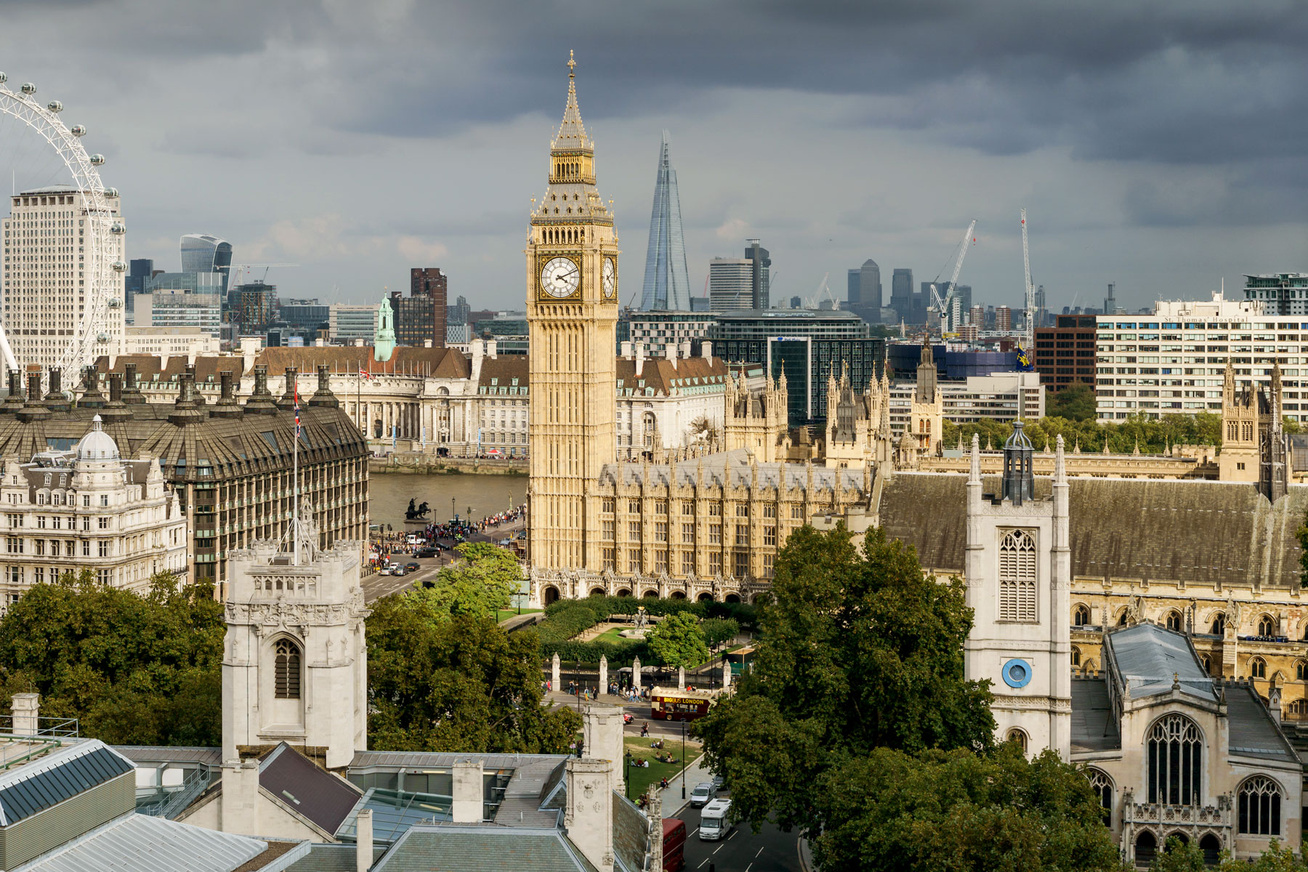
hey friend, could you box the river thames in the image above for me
[368,472,524,529]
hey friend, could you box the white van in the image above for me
[699,799,732,841]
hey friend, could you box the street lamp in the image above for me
[450,497,456,521]
[625,750,632,801]
[680,718,687,800]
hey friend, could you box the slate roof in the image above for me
[1225,684,1300,765]
[372,826,600,872]
[1070,679,1121,753]
[260,743,362,836]
[284,844,385,872]
[115,746,223,768]
[17,812,275,872]
[615,356,727,396]
[256,346,470,379]
[0,741,134,826]
[1106,623,1216,702]
[477,355,528,390]
[878,472,1308,588]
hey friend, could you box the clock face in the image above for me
[602,257,616,299]
[540,256,580,298]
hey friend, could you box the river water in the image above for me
[369,472,524,529]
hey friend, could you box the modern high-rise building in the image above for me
[328,303,377,345]
[847,259,881,323]
[1242,273,1308,316]
[390,268,447,348]
[1,185,125,375]
[745,239,771,309]
[179,234,232,294]
[995,306,1013,332]
[235,281,276,334]
[708,258,753,313]
[640,132,692,311]
[891,268,914,322]
[1033,314,1096,393]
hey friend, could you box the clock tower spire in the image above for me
[527,53,620,574]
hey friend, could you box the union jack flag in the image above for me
[294,384,301,436]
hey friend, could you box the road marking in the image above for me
[755,846,764,857]
[745,865,752,872]
[690,827,699,837]
[697,859,711,869]
[714,844,724,854]
[727,828,737,840]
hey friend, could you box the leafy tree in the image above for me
[1046,382,1097,422]
[645,611,710,668]
[367,588,579,752]
[810,745,1123,872]
[693,525,994,833]
[1151,836,1205,872]
[424,541,521,617]
[0,570,224,745]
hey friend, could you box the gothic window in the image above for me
[1071,646,1081,667]
[1166,610,1182,632]
[1201,655,1212,675]
[1297,660,1308,681]
[1238,776,1282,836]
[1211,613,1225,635]
[998,529,1037,622]
[1257,614,1275,637]
[1147,714,1201,805]
[1073,604,1091,626]
[1085,768,1113,825]
[274,639,302,700]
[1005,728,1028,753]
[1250,657,1267,679]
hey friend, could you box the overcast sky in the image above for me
[2,0,1305,314]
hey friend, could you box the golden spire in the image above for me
[553,50,592,151]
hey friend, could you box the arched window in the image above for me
[1201,655,1212,675]
[1071,646,1081,667]
[998,530,1037,622]
[1135,832,1157,866]
[1238,776,1282,836]
[1073,604,1091,626]
[1296,660,1307,681]
[1166,610,1182,632]
[274,639,301,700]
[1211,613,1225,635]
[1117,610,1129,627]
[1250,657,1267,679]
[1148,714,1201,805]
[1199,834,1222,866]
[1258,614,1275,637]
[1085,768,1113,825]
[1006,728,1028,753]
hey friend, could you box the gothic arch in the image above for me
[542,585,561,606]
[1134,831,1157,865]
[697,592,714,602]
[589,587,606,597]
[724,593,741,604]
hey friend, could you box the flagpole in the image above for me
[293,377,301,566]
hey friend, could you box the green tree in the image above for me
[811,745,1122,872]
[693,525,994,833]
[409,542,521,620]
[0,570,224,745]
[1046,382,1097,422]
[1151,836,1205,872]
[645,611,710,668]
[367,589,579,752]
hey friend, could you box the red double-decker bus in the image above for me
[649,686,715,722]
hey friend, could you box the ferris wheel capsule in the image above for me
[107,297,122,308]
[20,83,35,96]
[46,100,62,113]
[89,154,105,166]
[96,332,109,343]
[103,187,119,198]
[109,222,125,235]
[70,125,86,137]
[111,261,126,272]
[0,73,7,84]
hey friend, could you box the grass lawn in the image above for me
[495,608,541,622]
[622,736,702,803]
[595,626,630,644]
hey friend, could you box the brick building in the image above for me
[389,268,448,349]
[1033,314,1097,392]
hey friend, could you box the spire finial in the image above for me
[567,50,576,76]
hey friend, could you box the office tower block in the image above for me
[391,267,448,348]
[639,132,692,311]
[848,259,881,323]
[709,258,753,313]
[745,239,771,309]
[891,268,914,321]
[180,235,233,294]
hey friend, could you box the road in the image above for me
[678,817,803,872]
[361,515,526,604]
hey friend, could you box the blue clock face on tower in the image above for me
[1002,658,1033,689]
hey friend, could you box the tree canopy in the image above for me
[0,571,224,746]
[1045,382,1097,422]
[419,541,521,617]
[942,412,1223,456]
[693,525,994,833]
[367,588,579,753]
[645,611,711,669]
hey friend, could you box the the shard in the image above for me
[640,132,692,311]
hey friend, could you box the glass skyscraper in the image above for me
[639,132,692,311]
[179,234,233,294]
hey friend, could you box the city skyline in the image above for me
[0,1,1303,314]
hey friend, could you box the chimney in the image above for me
[666,342,677,369]
[310,363,339,408]
[11,693,39,736]
[583,704,625,794]
[26,373,41,403]
[701,340,713,360]
[356,809,373,872]
[123,362,145,404]
[279,367,298,409]
[620,341,632,358]
[680,340,691,359]
[451,758,483,823]
[108,373,123,404]
[220,760,261,837]
[4,370,21,408]
[354,338,364,347]
[487,339,497,359]
[565,758,615,872]
[635,343,646,379]
[424,339,433,348]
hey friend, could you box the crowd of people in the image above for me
[364,503,527,572]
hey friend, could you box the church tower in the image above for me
[964,426,1071,758]
[527,53,620,571]
[908,338,943,456]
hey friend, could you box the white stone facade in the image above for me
[0,417,187,606]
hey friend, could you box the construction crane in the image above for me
[928,220,977,335]
[224,263,300,287]
[1021,209,1035,351]
[804,272,838,309]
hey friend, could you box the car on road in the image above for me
[710,775,725,793]
[416,548,438,558]
[378,566,393,576]
[689,782,716,808]
[405,562,421,573]
[392,567,407,577]
[698,798,732,841]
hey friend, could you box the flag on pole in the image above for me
[294,383,301,436]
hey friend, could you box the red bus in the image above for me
[662,818,686,871]
[649,686,715,722]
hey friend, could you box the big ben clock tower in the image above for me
[527,53,620,572]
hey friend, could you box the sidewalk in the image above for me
[657,749,711,818]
